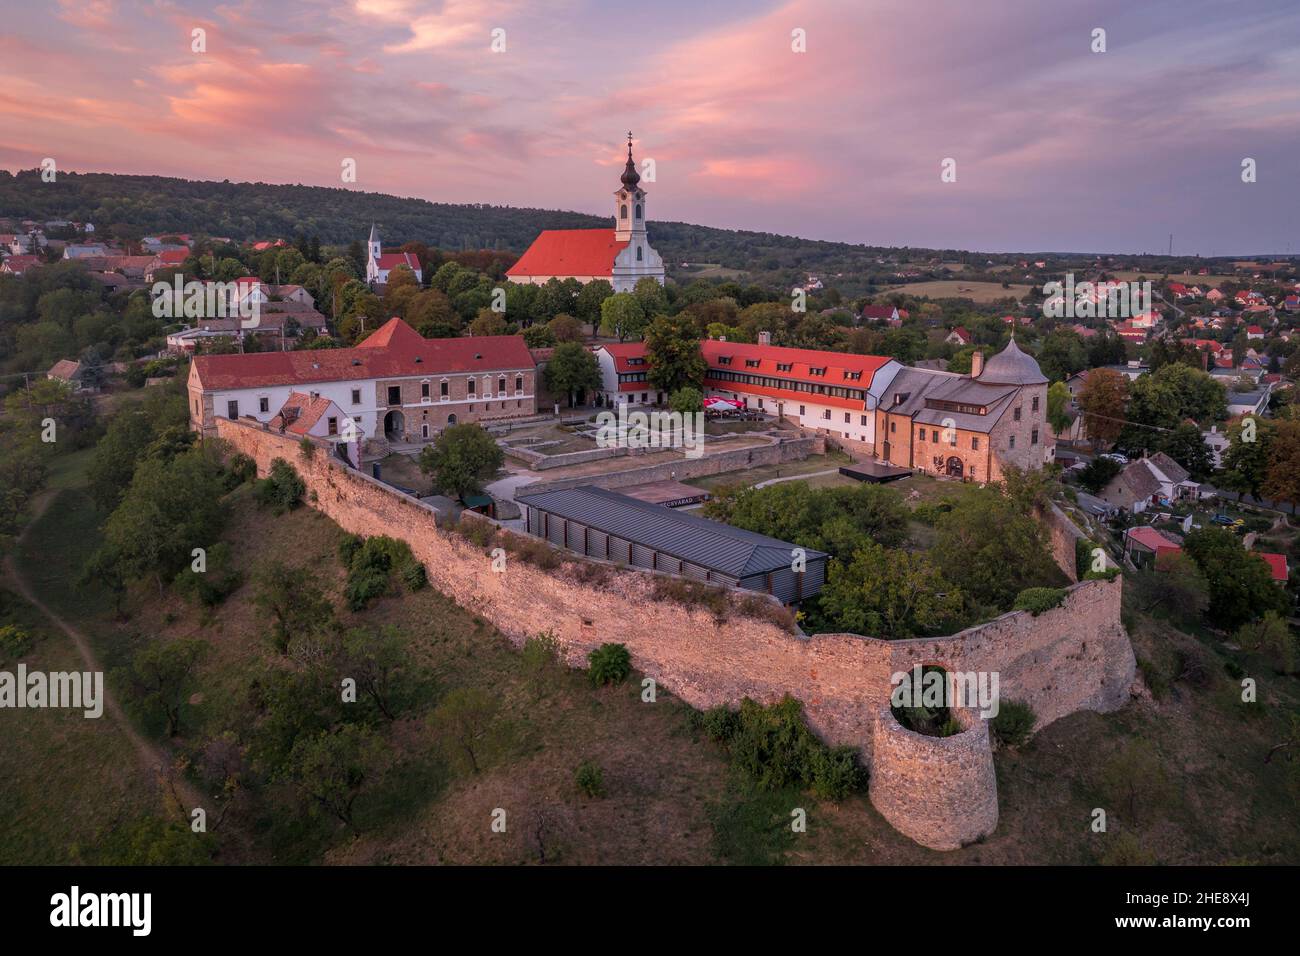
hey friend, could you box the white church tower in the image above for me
[610,132,664,291]
[365,223,381,285]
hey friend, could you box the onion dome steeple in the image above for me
[620,131,641,190]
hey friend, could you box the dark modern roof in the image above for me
[516,485,826,578]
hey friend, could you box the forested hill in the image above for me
[0,168,963,275]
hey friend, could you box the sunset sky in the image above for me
[2,0,1298,255]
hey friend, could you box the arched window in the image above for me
[636,246,643,261]
[620,204,628,219]
[635,203,642,219]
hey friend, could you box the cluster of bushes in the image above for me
[0,622,36,663]
[912,500,955,527]
[1013,587,1066,616]
[254,458,305,514]
[172,541,244,607]
[223,453,257,491]
[692,695,865,801]
[337,533,427,610]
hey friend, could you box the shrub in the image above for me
[345,566,390,611]
[700,705,738,742]
[398,559,427,592]
[0,624,35,663]
[809,745,865,800]
[912,501,953,527]
[991,699,1036,747]
[337,533,364,568]
[587,643,631,686]
[172,542,243,607]
[522,631,562,672]
[298,437,316,460]
[574,760,606,798]
[254,458,305,514]
[223,453,257,491]
[1013,587,1066,616]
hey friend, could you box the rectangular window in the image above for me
[972,436,980,450]
[1014,407,1022,421]
[1031,396,1040,413]
[421,382,430,399]
[259,396,269,413]
[468,379,476,396]
[387,386,401,406]
[1009,435,1016,449]
[1032,428,1039,445]
[860,415,868,426]
[890,420,896,433]
[227,400,238,419]
[799,405,806,416]
[932,429,939,443]
[499,376,507,394]
[515,375,523,392]
[327,417,338,436]
[949,431,957,447]
[351,388,361,405]
[441,380,449,398]
[843,412,850,423]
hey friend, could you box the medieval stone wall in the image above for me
[214,418,1133,851]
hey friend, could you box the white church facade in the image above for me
[507,134,665,293]
[365,223,423,287]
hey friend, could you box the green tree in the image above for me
[418,423,503,500]
[253,560,337,654]
[669,386,703,414]
[599,292,646,342]
[818,542,965,638]
[644,314,706,395]
[121,638,209,737]
[1183,527,1289,628]
[429,687,501,774]
[279,724,384,828]
[542,341,602,407]
[1046,381,1072,435]
[931,488,1057,610]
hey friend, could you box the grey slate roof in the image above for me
[977,336,1048,385]
[1146,451,1190,485]
[516,485,827,577]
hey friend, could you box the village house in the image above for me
[1123,526,1183,570]
[188,317,536,443]
[507,134,665,293]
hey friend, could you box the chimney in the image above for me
[758,331,772,346]
[971,350,984,378]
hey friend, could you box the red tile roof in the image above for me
[2,254,42,273]
[268,392,335,436]
[192,319,534,390]
[374,252,420,272]
[600,342,650,373]
[1258,552,1289,582]
[702,339,893,410]
[157,249,189,264]
[1125,526,1182,556]
[506,229,626,278]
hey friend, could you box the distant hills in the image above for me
[0,169,1284,296]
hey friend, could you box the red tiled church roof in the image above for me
[506,229,627,279]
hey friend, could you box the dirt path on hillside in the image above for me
[2,491,208,817]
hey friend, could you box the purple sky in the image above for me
[2,0,1298,254]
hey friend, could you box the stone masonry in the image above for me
[215,418,1134,851]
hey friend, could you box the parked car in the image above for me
[1100,452,1129,465]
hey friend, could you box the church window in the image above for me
[635,203,642,219]
[621,204,628,219]
[636,246,643,261]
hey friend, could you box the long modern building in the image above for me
[516,485,827,604]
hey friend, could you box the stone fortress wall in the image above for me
[215,418,1134,851]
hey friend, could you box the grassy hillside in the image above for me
[3,450,1297,865]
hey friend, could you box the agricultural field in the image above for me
[883,279,1035,302]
